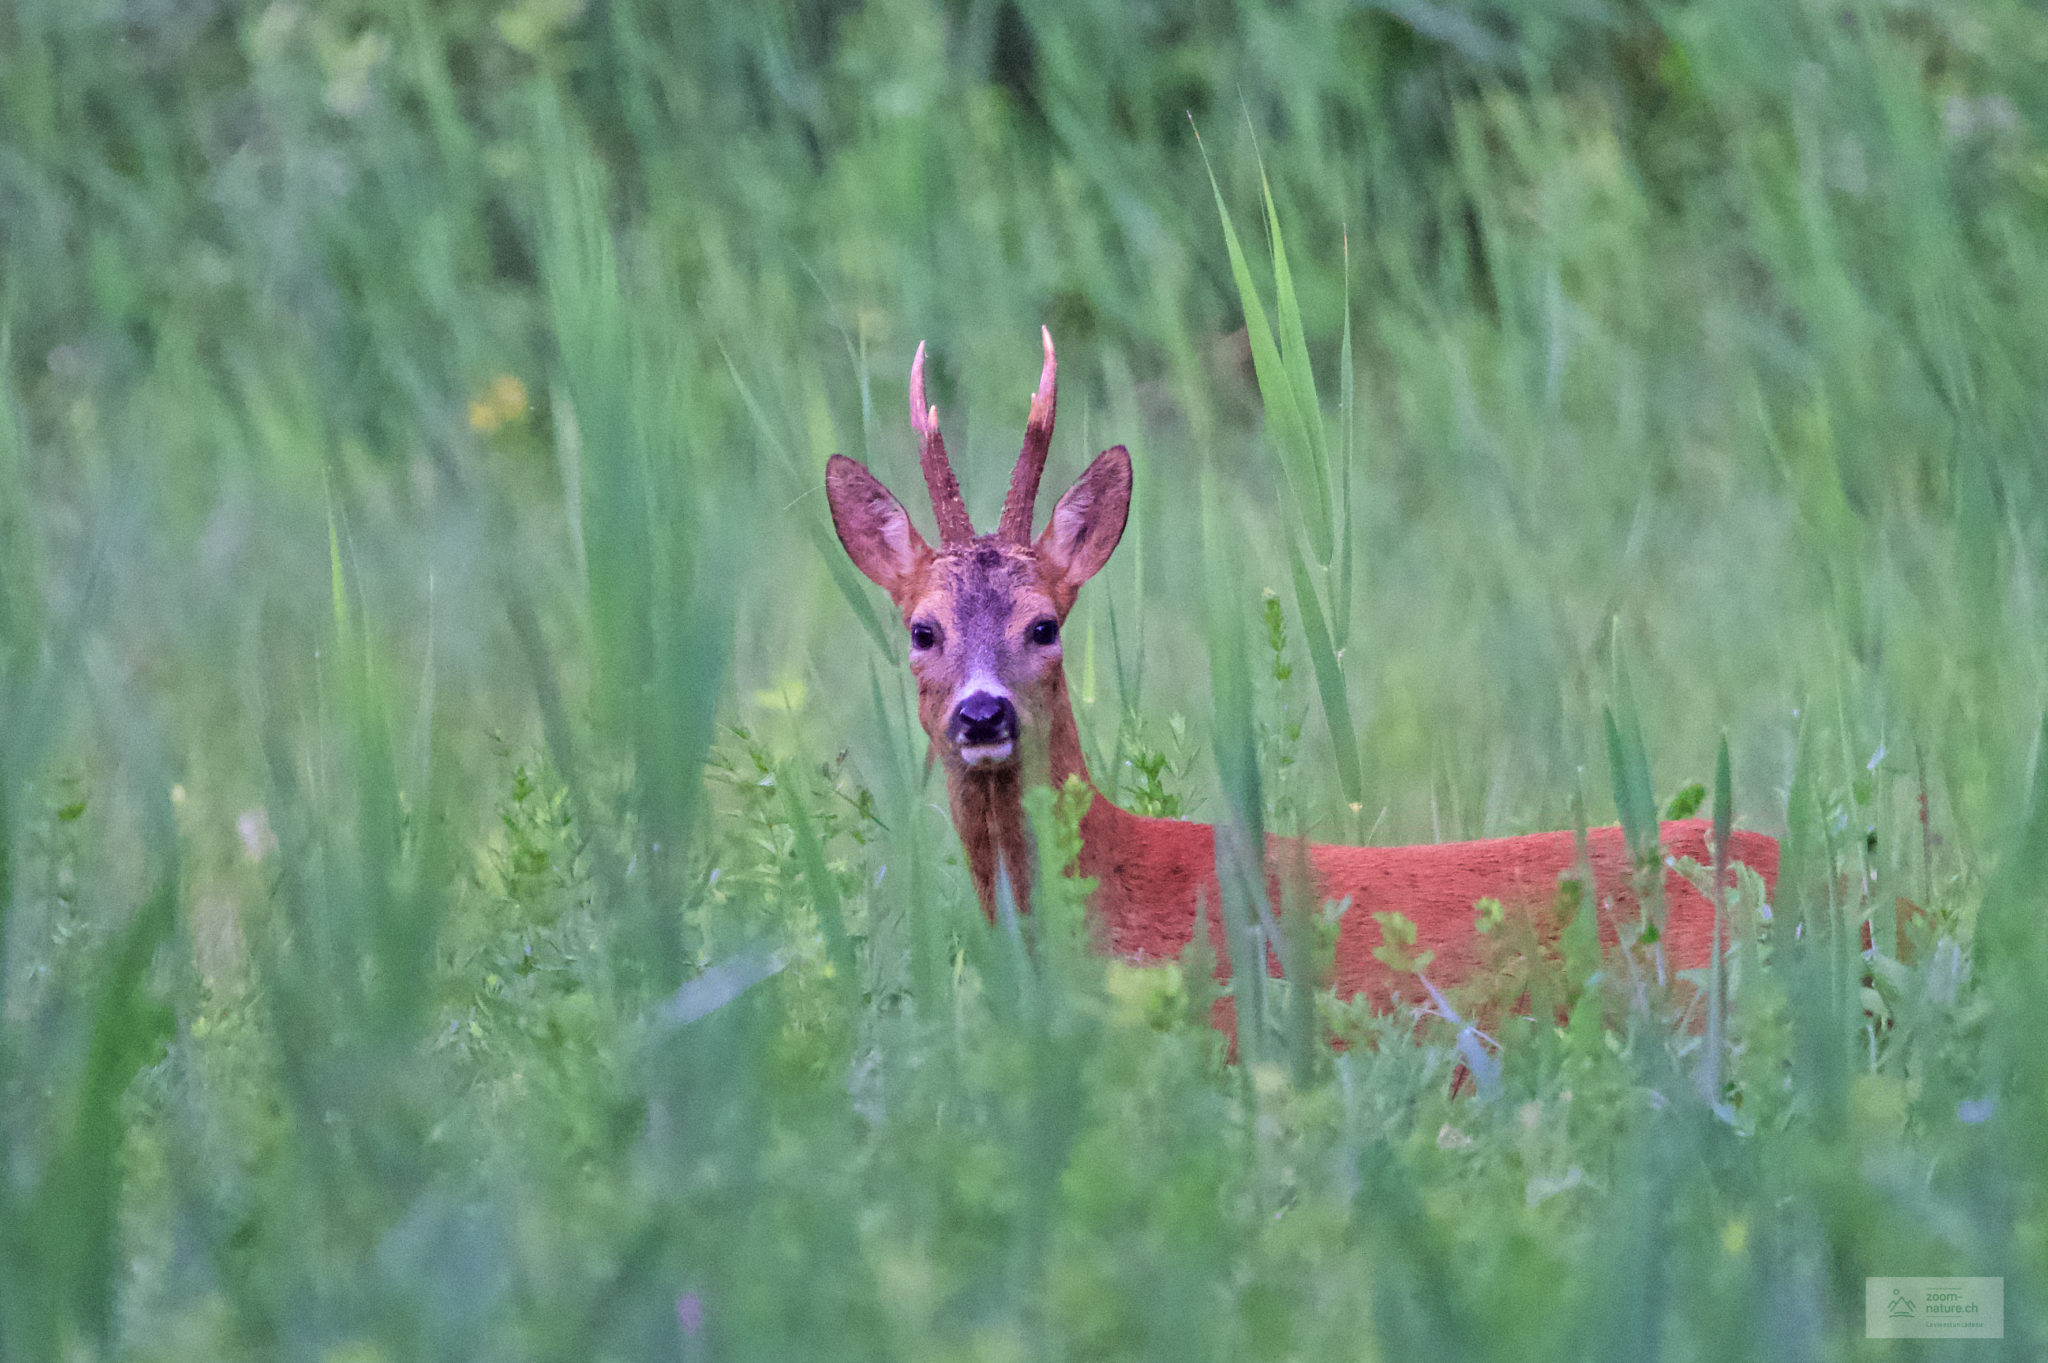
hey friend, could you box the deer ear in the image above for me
[1038,445,1131,603]
[826,454,931,601]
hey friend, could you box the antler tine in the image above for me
[997,326,1057,542]
[911,341,975,545]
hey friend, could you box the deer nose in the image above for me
[950,692,1018,749]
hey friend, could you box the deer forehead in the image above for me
[910,542,1059,642]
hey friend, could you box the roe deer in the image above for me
[824,330,1779,1009]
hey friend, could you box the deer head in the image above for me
[825,329,1131,780]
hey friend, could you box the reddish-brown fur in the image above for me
[826,334,1780,1010]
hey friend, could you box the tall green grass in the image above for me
[2,0,2045,1357]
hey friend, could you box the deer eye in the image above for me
[1028,617,1059,647]
[910,621,938,651]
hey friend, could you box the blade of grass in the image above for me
[1202,463,1268,1062]
[1194,122,1333,565]
[37,872,176,1350]
[1257,167,1336,560]
[1197,132,1361,808]
[535,87,729,996]
[781,762,857,1009]
[1286,529,1364,806]
[1604,627,1666,990]
[1705,735,1731,1104]
[1605,626,1660,861]
[1781,707,1850,1134]
[722,347,897,657]
[1975,709,2048,1138]
[1334,228,1357,652]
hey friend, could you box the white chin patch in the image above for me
[958,741,1015,768]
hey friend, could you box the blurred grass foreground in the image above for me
[3,1,2047,1358]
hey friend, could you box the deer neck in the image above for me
[946,666,1109,918]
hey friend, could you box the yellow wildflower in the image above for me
[468,374,529,434]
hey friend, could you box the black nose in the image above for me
[951,693,1018,746]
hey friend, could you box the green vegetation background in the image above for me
[2,0,2045,1358]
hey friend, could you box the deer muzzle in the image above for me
[950,690,1018,767]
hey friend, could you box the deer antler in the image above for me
[997,326,1057,543]
[911,341,976,545]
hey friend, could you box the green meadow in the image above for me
[3,1,2045,1357]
